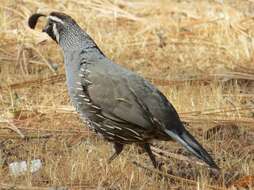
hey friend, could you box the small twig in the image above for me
[0,183,98,190]
[0,183,52,190]
[181,115,254,126]
[23,134,53,140]
[0,74,65,91]
[0,121,25,139]
[151,146,206,167]
[180,106,254,116]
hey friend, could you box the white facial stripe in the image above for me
[52,23,60,42]
[48,16,64,24]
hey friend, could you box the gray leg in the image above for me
[143,143,160,169]
[108,142,124,163]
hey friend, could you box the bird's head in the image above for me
[28,12,79,44]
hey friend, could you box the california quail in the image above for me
[28,12,219,169]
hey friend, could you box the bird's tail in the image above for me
[165,128,219,170]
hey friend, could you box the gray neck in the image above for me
[59,23,97,52]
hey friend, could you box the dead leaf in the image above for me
[230,176,254,188]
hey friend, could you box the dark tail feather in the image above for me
[165,128,219,170]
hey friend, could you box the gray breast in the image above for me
[64,54,94,128]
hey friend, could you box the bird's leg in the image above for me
[143,143,162,169]
[108,142,124,163]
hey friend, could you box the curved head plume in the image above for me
[28,12,78,43]
[28,13,46,29]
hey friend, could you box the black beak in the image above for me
[42,24,50,33]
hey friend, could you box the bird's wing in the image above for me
[83,63,152,129]
[80,58,181,132]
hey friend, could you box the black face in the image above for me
[42,12,76,43]
[42,20,57,42]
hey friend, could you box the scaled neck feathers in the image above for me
[59,23,97,52]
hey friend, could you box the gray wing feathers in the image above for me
[80,57,182,132]
[87,65,152,128]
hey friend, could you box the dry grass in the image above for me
[0,0,254,189]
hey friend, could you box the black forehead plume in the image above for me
[28,13,46,29]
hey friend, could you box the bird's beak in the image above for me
[42,24,50,33]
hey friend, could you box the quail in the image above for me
[28,12,219,169]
